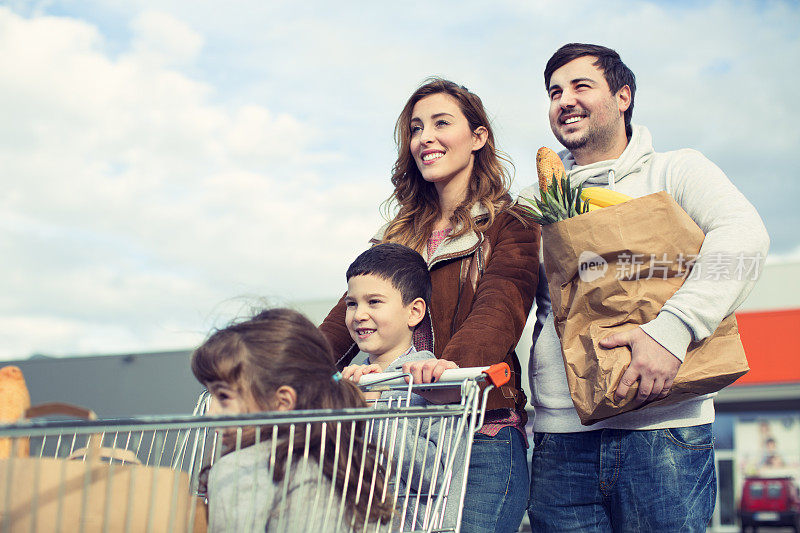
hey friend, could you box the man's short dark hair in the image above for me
[544,43,637,137]
[346,243,431,307]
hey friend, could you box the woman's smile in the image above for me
[409,93,483,188]
[421,149,445,165]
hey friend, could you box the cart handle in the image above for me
[356,363,510,388]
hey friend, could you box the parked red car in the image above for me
[739,476,800,532]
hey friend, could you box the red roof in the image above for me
[733,308,800,386]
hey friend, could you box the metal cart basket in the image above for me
[0,363,510,532]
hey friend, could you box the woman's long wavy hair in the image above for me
[191,308,393,526]
[382,78,515,252]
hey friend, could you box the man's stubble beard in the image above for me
[553,99,622,157]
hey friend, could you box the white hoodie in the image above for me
[523,124,770,433]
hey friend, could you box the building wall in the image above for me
[8,351,201,417]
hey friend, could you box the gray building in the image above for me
[9,350,201,417]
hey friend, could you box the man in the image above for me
[526,43,769,532]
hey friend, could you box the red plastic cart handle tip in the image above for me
[483,363,510,387]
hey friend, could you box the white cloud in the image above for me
[0,314,200,358]
[129,10,202,66]
[0,6,387,359]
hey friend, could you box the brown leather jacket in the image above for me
[319,206,540,412]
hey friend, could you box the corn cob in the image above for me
[0,365,30,458]
[536,146,566,192]
[519,147,590,224]
[581,187,633,208]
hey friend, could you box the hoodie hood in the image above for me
[560,124,654,189]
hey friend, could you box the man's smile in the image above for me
[561,112,587,125]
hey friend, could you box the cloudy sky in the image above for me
[2,0,798,360]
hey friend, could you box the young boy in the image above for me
[340,242,438,397]
[338,243,465,530]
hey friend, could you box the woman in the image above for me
[319,78,539,532]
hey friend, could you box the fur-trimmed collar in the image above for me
[370,203,489,266]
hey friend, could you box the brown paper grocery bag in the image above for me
[541,191,749,425]
[0,402,200,532]
[0,456,193,532]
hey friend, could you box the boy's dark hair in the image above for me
[544,43,637,137]
[346,243,431,307]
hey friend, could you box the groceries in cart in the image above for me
[0,376,202,532]
[0,365,31,459]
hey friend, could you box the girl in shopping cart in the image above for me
[191,308,393,532]
[320,78,539,533]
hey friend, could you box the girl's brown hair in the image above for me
[191,308,392,525]
[382,78,516,252]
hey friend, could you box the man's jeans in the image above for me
[460,426,529,533]
[528,425,716,532]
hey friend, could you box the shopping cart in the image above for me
[0,363,510,532]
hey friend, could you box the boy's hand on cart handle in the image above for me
[342,364,382,383]
[401,359,458,385]
[601,327,681,404]
[342,364,383,400]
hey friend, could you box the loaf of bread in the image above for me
[0,365,31,457]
